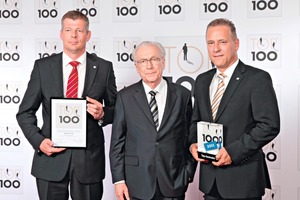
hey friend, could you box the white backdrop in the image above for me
[0,0,298,199]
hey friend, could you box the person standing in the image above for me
[110,41,197,200]
[189,18,280,200]
[16,10,117,200]
[182,43,188,61]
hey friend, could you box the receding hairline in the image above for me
[206,18,238,39]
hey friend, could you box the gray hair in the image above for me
[132,41,166,61]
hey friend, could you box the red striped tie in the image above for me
[66,61,80,98]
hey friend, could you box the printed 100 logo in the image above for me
[247,0,281,17]
[251,0,278,11]
[0,82,21,106]
[35,0,59,23]
[0,167,22,194]
[0,0,21,23]
[0,39,22,67]
[0,124,22,151]
[74,0,100,23]
[199,0,231,19]
[247,34,281,68]
[155,0,185,21]
[113,0,140,22]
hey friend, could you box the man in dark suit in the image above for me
[109,41,197,200]
[16,10,117,200]
[189,18,280,200]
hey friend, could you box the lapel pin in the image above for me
[236,77,240,80]
[93,66,96,69]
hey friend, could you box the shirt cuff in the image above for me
[114,180,125,184]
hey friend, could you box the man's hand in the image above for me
[86,96,104,120]
[39,138,66,156]
[212,147,232,166]
[115,183,130,200]
[190,143,209,163]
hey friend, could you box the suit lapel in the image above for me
[215,61,245,121]
[159,79,177,130]
[204,70,216,121]
[50,53,64,97]
[133,81,156,127]
[82,53,98,97]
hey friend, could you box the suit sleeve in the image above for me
[102,61,117,126]
[189,76,202,145]
[226,71,280,164]
[109,92,126,183]
[16,61,45,150]
[184,91,198,182]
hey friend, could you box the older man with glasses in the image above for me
[110,41,197,200]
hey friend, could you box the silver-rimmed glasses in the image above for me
[135,57,163,67]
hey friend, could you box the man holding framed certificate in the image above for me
[16,10,117,200]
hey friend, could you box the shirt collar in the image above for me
[63,52,86,67]
[216,59,239,79]
[142,78,167,95]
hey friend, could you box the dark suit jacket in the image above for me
[190,60,280,199]
[16,52,117,184]
[109,78,197,199]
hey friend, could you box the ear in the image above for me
[134,63,139,72]
[59,30,63,40]
[86,31,91,42]
[235,38,240,51]
[161,58,166,70]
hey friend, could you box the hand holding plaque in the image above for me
[197,121,223,161]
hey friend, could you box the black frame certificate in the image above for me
[50,98,87,148]
[197,121,223,161]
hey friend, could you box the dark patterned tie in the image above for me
[149,90,159,128]
[211,73,226,121]
[66,61,80,98]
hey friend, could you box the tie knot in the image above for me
[218,73,226,79]
[69,61,80,68]
[149,90,157,97]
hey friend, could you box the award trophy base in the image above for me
[198,151,217,161]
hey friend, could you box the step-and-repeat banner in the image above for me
[0,0,298,199]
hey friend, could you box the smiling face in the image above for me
[134,44,165,89]
[206,25,239,72]
[60,18,91,59]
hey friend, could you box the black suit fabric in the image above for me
[16,52,117,184]
[110,78,197,200]
[189,60,280,199]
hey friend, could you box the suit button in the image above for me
[155,142,159,146]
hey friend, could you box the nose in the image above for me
[71,30,77,38]
[213,43,221,52]
[146,60,154,69]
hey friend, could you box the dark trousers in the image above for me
[131,182,185,200]
[204,181,262,200]
[36,152,103,200]
[204,195,261,200]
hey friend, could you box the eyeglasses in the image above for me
[135,57,163,67]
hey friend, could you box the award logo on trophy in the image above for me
[197,121,223,161]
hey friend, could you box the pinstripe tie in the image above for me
[149,90,159,128]
[211,73,226,121]
[66,61,80,98]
